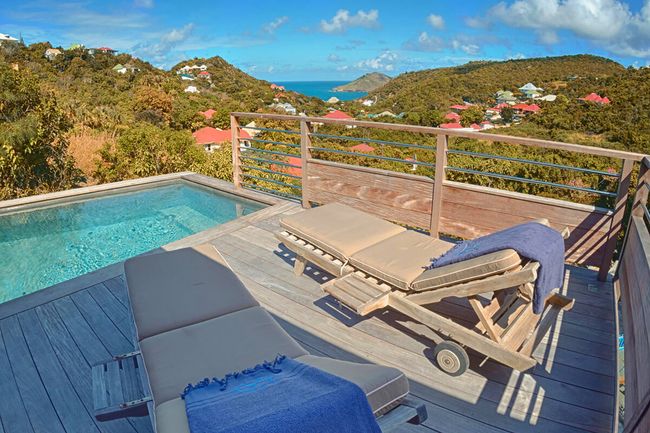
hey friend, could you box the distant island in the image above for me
[333,72,391,92]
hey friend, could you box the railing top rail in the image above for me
[232,112,647,162]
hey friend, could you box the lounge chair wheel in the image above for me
[434,341,469,376]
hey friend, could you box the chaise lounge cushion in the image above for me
[349,230,454,290]
[153,355,409,433]
[411,249,522,291]
[140,306,309,406]
[280,202,405,261]
[125,247,259,340]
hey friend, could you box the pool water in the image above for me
[0,182,265,303]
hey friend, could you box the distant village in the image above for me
[1,32,613,153]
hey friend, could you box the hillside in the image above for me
[334,72,391,92]
[371,55,624,112]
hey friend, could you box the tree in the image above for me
[0,65,84,199]
[94,124,206,182]
[133,86,173,125]
[500,107,514,123]
[460,106,484,127]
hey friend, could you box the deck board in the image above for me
[0,201,617,433]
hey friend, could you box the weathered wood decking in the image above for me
[0,202,617,433]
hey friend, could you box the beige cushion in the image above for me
[349,231,454,289]
[411,249,522,291]
[154,355,409,433]
[140,306,309,405]
[280,202,405,261]
[125,247,259,340]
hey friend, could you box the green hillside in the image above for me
[334,72,391,92]
[371,55,623,112]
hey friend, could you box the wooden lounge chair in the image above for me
[276,203,574,376]
[92,243,427,432]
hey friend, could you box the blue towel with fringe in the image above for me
[181,355,381,433]
[430,222,565,314]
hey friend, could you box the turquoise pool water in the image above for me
[0,182,265,303]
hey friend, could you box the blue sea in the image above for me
[277,81,367,101]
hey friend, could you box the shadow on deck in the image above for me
[0,203,616,433]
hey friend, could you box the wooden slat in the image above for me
[0,321,34,433]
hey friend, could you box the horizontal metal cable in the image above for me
[310,132,434,151]
[309,147,436,168]
[240,165,301,179]
[241,173,302,190]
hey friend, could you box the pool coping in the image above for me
[0,173,289,319]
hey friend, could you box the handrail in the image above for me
[231,112,647,161]
[231,112,650,281]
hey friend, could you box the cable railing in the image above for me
[230,112,647,281]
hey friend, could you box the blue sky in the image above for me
[2,1,650,80]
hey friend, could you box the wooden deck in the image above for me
[0,202,617,433]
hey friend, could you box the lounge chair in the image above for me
[92,244,426,432]
[276,203,574,376]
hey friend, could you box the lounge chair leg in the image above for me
[293,255,307,276]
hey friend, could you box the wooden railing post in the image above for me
[230,114,241,188]
[300,119,312,209]
[599,158,634,281]
[430,134,448,237]
[632,157,649,218]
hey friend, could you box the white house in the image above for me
[270,102,296,115]
[184,86,200,94]
[362,99,375,107]
[0,33,18,45]
[44,48,62,61]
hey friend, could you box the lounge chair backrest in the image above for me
[410,249,521,291]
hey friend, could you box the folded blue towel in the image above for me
[430,222,565,314]
[182,355,381,433]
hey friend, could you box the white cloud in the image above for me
[327,53,343,62]
[452,40,480,55]
[465,16,488,28]
[132,23,194,66]
[134,0,154,8]
[403,31,445,51]
[320,9,380,33]
[486,0,650,57]
[262,16,289,34]
[355,51,397,71]
[427,14,445,29]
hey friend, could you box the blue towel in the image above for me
[182,355,381,433]
[430,222,565,314]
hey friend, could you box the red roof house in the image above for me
[324,110,353,120]
[450,104,470,110]
[350,143,375,152]
[523,104,540,112]
[444,112,461,120]
[512,103,529,110]
[440,122,463,129]
[198,71,211,77]
[193,127,250,146]
[580,93,611,104]
[270,83,285,91]
[199,109,216,119]
[97,47,116,53]
[273,157,302,177]
[470,123,481,130]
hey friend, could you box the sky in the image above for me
[2,0,650,81]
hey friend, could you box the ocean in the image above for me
[277,81,367,101]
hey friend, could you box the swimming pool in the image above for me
[0,181,265,303]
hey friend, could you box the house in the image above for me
[184,86,200,94]
[579,93,611,104]
[67,43,84,50]
[538,94,557,102]
[44,48,62,61]
[362,99,375,107]
[324,110,353,120]
[480,121,495,130]
[180,73,195,81]
[495,90,517,105]
[440,122,463,129]
[350,143,375,153]
[199,109,217,120]
[405,157,418,171]
[368,111,397,119]
[112,64,127,74]
[450,104,470,111]
[270,102,297,115]
[198,71,211,79]
[326,96,340,104]
[0,33,18,45]
[192,127,251,152]
[512,103,540,114]
[444,112,461,121]
[270,83,285,91]
[198,64,208,71]
[519,83,543,99]
[96,47,116,54]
